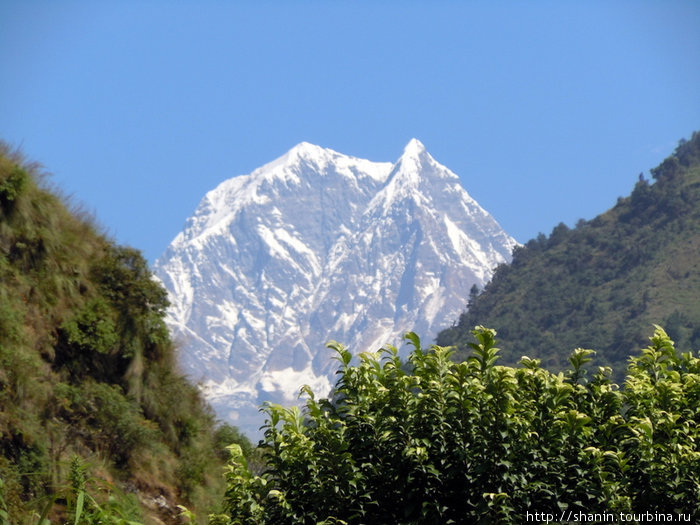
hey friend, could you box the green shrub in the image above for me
[60,298,119,355]
[54,382,158,467]
[213,424,255,462]
[214,326,699,524]
[0,166,28,214]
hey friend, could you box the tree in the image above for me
[212,327,699,524]
[467,283,479,309]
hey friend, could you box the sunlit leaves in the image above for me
[217,326,699,524]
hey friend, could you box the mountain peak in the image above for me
[396,138,433,172]
[248,142,335,182]
[398,139,431,167]
[287,141,330,161]
[156,140,517,437]
[402,138,427,157]
[394,138,432,185]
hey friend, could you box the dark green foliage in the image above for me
[0,165,28,215]
[214,328,699,524]
[213,424,255,463]
[438,132,700,379]
[53,382,159,466]
[91,244,171,356]
[60,298,119,355]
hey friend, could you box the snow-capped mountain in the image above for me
[155,139,518,437]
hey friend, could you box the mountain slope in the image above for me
[437,132,700,377]
[0,143,231,522]
[155,139,517,437]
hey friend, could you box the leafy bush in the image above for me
[0,166,28,214]
[54,382,159,467]
[213,327,699,524]
[213,424,255,463]
[60,298,119,355]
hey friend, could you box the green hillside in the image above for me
[437,132,700,378]
[0,143,246,523]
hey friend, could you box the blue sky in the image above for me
[1,1,699,263]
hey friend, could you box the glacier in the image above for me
[154,139,518,438]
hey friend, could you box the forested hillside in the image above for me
[0,143,248,523]
[438,132,700,377]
